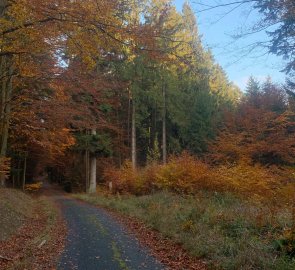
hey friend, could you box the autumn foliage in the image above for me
[103,152,294,203]
[0,157,10,178]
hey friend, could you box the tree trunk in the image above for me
[17,157,21,188]
[127,89,131,148]
[0,1,8,16]
[131,98,136,169]
[0,56,12,187]
[85,130,90,192]
[85,149,89,192]
[88,129,97,193]
[22,155,27,191]
[162,82,167,164]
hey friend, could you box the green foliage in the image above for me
[73,132,112,157]
[147,135,160,164]
[274,229,295,258]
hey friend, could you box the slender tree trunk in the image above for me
[0,1,8,16]
[17,157,21,188]
[0,1,8,187]
[131,98,136,169]
[85,149,89,192]
[116,108,122,167]
[85,130,90,192]
[162,82,167,164]
[22,154,27,191]
[0,57,12,186]
[127,89,131,148]
[88,129,97,193]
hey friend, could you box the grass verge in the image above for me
[0,188,35,241]
[75,191,295,270]
[0,188,66,269]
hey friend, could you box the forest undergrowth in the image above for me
[77,152,295,270]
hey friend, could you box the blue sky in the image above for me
[174,0,286,90]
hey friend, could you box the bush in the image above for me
[103,161,144,194]
[103,152,295,206]
[103,153,214,195]
[153,153,214,193]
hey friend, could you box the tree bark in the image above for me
[85,130,90,192]
[85,148,89,192]
[0,0,8,17]
[0,56,12,186]
[162,82,167,164]
[127,89,131,148]
[88,129,97,193]
[131,98,136,169]
[22,154,27,191]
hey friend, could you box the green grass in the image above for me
[111,241,130,270]
[75,191,295,270]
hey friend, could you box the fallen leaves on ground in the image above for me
[0,198,66,270]
[99,206,207,270]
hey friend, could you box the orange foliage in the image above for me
[210,83,295,166]
[215,163,278,199]
[152,153,213,193]
[0,157,10,178]
[25,182,42,191]
[103,152,295,204]
[103,161,143,194]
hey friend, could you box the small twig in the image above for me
[0,255,13,261]
[38,240,47,249]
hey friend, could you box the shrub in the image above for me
[103,152,295,206]
[103,161,144,194]
[215,163,278,199]
[275,228,295,258]
[153,152,214,193]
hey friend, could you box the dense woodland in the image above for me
[0,0,295,268]
[0,0,294,198]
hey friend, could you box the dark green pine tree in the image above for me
[245,76,261,108]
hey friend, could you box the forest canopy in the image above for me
[0,0,294,201]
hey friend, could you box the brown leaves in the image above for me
[107,208,207,270]
[0,157,10,177]
[0,194,66,270]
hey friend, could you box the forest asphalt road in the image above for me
[56,196,165,270]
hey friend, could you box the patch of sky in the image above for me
[174,0,286,90]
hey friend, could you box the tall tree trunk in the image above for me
[22,154,27,191]
[127,89,131,148]
[85,130,90,192]
[17,157,21,188]
[88,129,97,193]
[162,82,167,164]
[85,149,89,192]
[131,98,136,169]
[0,56,12,186]
[0,1,8,16]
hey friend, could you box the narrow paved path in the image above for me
[56,197,165,270]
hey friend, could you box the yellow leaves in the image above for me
[215,162,277,199]
[181,219,195,232]
[103,152,295,207]
[25,181,42,191]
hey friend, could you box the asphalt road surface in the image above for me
[57,197,165,270]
